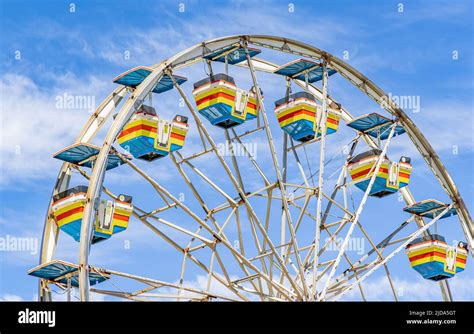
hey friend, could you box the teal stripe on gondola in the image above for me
[412,262,455,281]
[198,102,244,128]
[60,219,82,241]
[119,136,169,160]
[354,177,399,197]
[282,119,315,142]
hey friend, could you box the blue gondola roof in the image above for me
[274,59,337,83]
[203,46,261,65]
[403,199,457,219]
[113,66,187,94]
[53,143,130,171]
[28,260,109,287]
[347,113,406,140]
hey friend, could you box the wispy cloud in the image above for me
[341,274,474,301]
[0,72,110,187]
[0,293,24,301]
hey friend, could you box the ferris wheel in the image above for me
[29,35,473,302]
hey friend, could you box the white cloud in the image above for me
[0,293,24,301]
[412,100,473,153]
[1,1,472,303]
[93,3,360,67]
[341,274,474,301]
[0,73,110,187]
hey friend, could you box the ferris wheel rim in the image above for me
[37,34,473,302]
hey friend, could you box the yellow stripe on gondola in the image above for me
[276,105,316,119]
[409,256,466,268]
[94,222,113,236]
[350,173,390,182]
[193,86,236,101]
[328,113,341,125]
[406,245,447,257]
[326,118,339,129]
[114,208,132,216]
[194,91,236,103]
[348,162,389,173]
[57,212,84,227]
[118,130,157,144]
[171,137,184,143]
[278,114,316,128]
[246,102,258,116]
[409,256,447,267]
[113,219,128,229]
[52,200,85,216]
[315,113,340,132]
[349,162,390,181]
[196,95,234,105]
[196,96,235,110]
[399,177,410,183]
[172,127,187,136]
[122,118,157,130]
[406,244,467,257]
[247,97,258,114]
[457,262,466,269]
[348,161,386,174]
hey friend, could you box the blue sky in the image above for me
[0,0,473,301]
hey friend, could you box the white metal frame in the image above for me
[37,35,472,302]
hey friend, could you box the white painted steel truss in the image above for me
[37,35,472,302]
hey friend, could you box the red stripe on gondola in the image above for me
[118,124,156,138]
[351,167,389,179]
[171,133,185,140]
[409,251,446,262]
[196,92,235,106]
[277,110,339,125]
[409,251,467,264]
[113,213,130,221]
[56,206,84,221]
[327,117,339,125]
[277,109,316,122]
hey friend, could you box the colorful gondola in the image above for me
[117,105,189,161]
[192,73,258,128]
[51,186,133,244]
[274,92,340,142]
[347,149,412,197]
[406,235,468,281]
